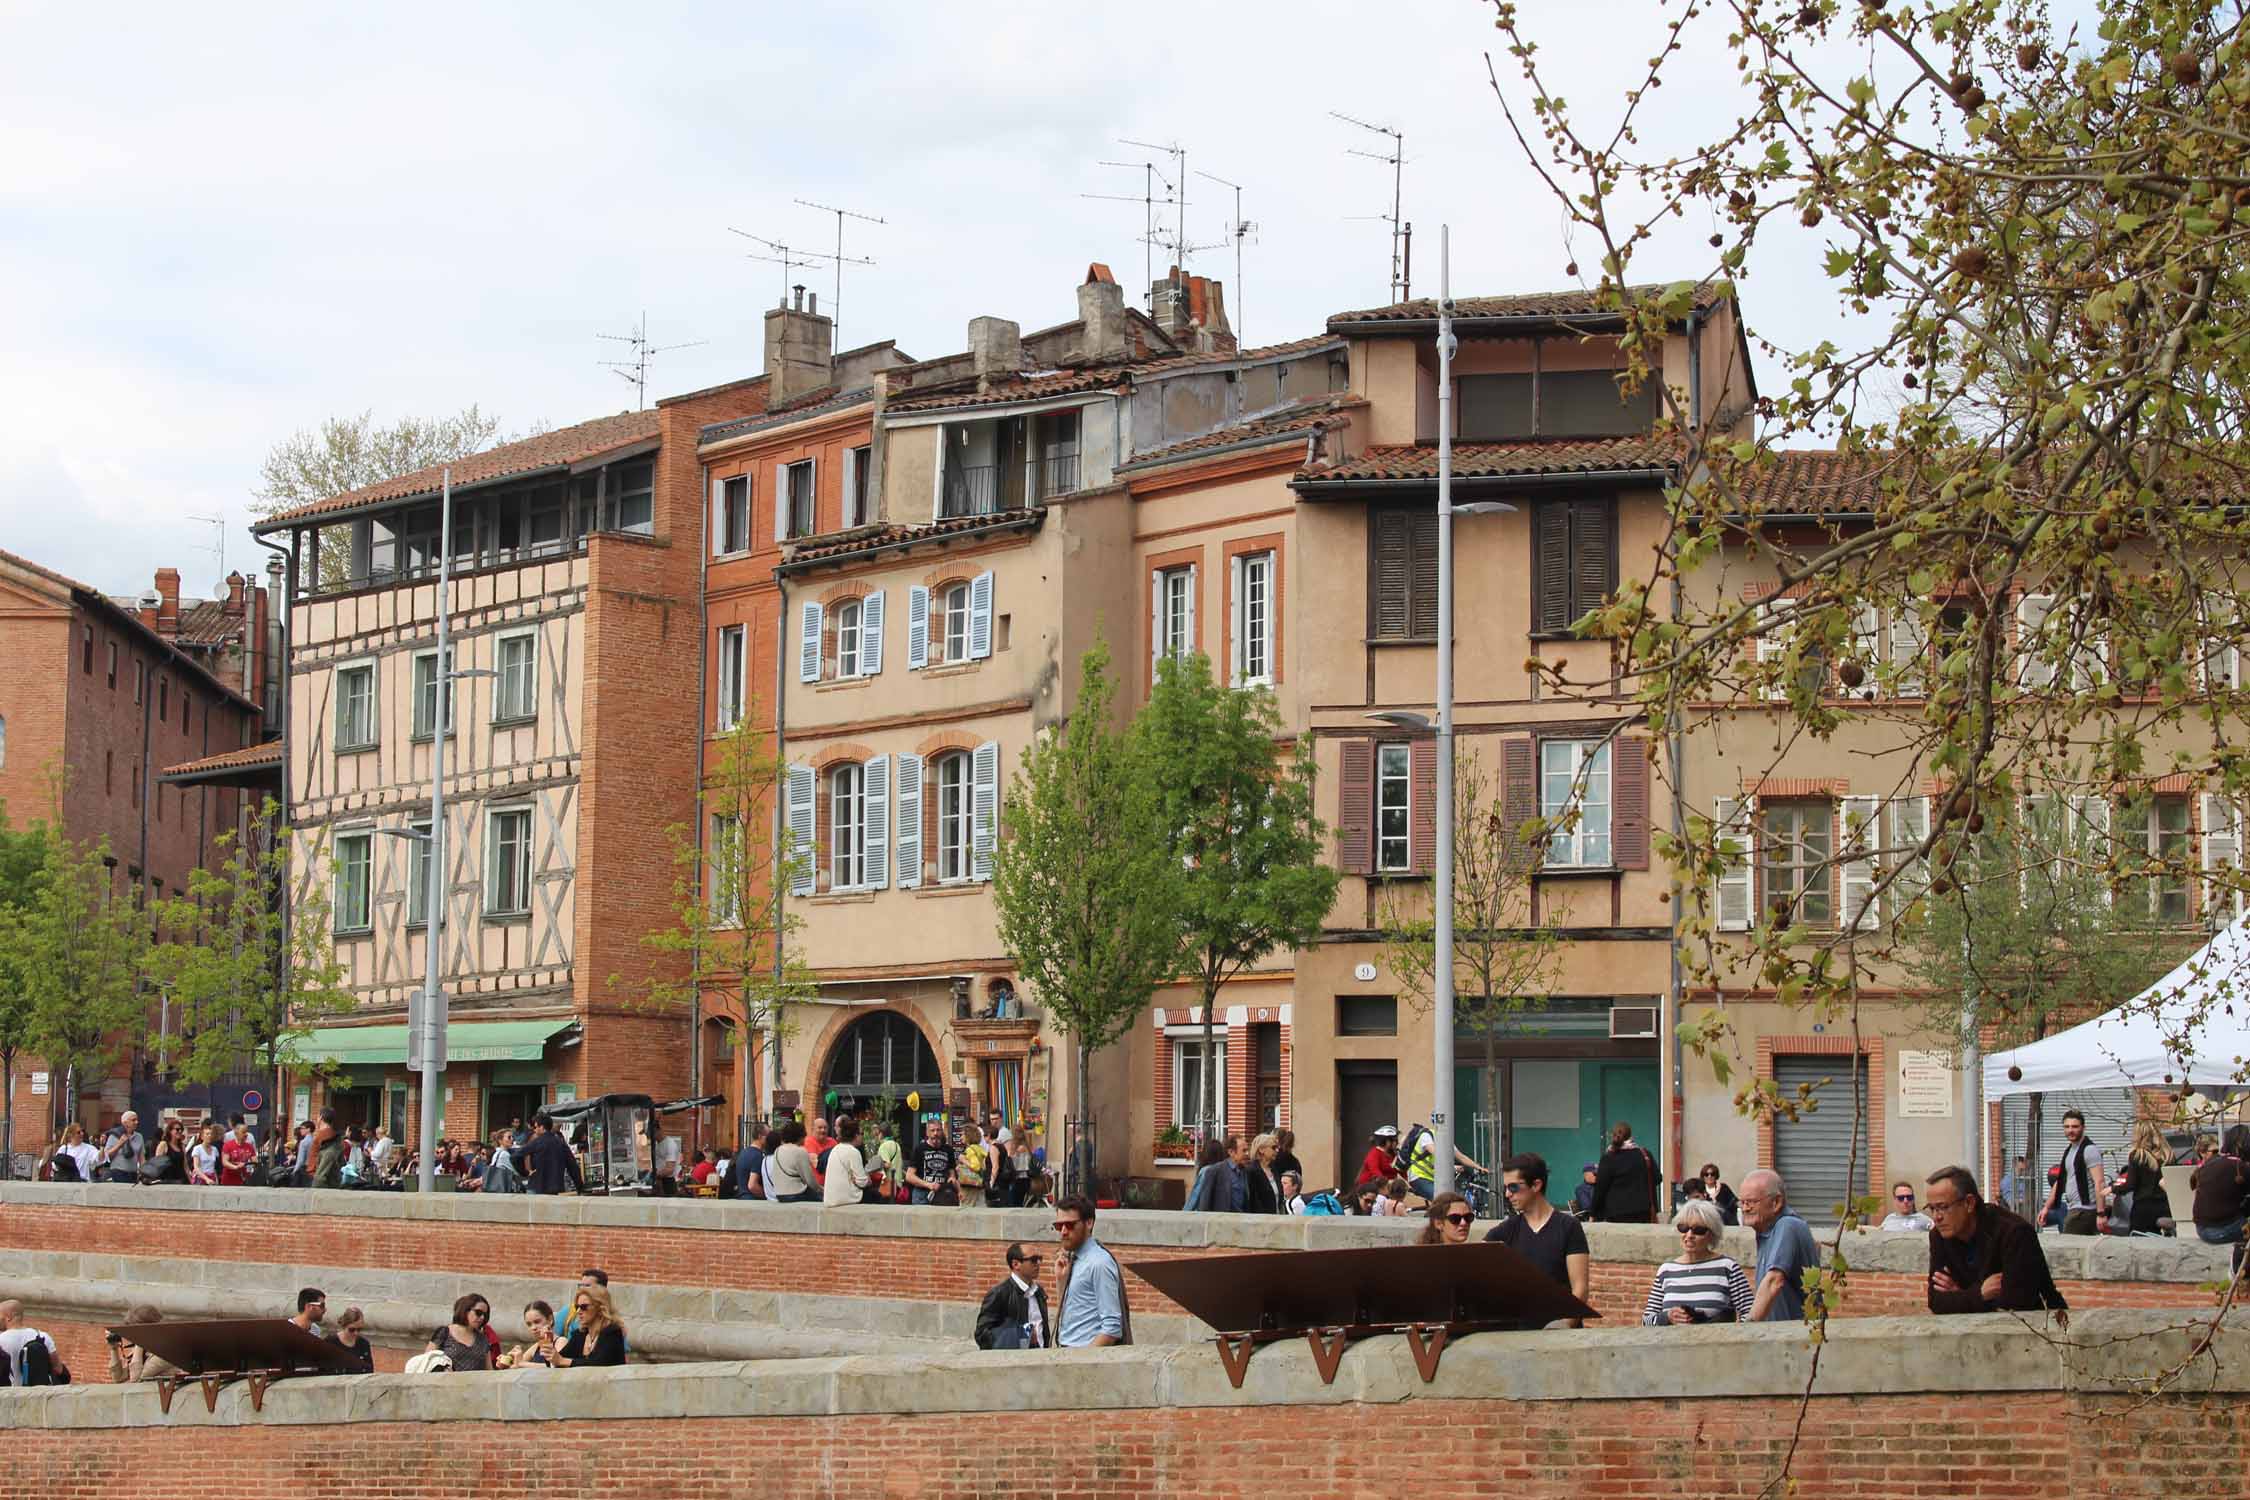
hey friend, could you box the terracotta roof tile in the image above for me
[162,740,283,779]
[1328,281,1728,327]
[700,385,874,446]
[885,335,1344,415]
[1296,436,1677,485]
[1120,397,1362,470]
[254,408,664,527]
[779,508,1044,569]
[176,599,237,646]
[1729,448,1894,515]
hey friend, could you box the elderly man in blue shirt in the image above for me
[1053,1196,1131,1347]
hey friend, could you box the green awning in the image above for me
[289,1019,575,1068]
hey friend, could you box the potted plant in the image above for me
[1153,1124,1194,1163]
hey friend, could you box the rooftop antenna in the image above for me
[793,199,884,349]
[1331,110,1408,300]
[728,228,836,304]
[187,510,227,584]
[1117,137,1189,273]
[597,313,707,410]
[1195,170,1258,345]
[1083,158,1179,313]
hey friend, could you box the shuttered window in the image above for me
[1370,506,1439,640]
[1532,498,1616,636]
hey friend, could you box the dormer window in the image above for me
[1457,366,1661,440]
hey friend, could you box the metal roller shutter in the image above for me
[1771,1053,1873,1222]
[1998,1087,2140,1213]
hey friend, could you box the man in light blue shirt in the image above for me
[1742,1169,1820,1321]
[1053,1196,1130,1347]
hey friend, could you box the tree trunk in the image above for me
[1199,973,1222,1141]
[1073,1040,1092,1200]
[1,1055,14,1181]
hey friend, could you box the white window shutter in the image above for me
[774,463,790,542]
[2015,594,2056,690]
[862,754,890,890]
[2074,794,2113,906]
[1841,795,1880,931]
[1715,796,1754,931]
[785,764,817,896]
[971,740,1001,880]
[1230,554,1247,686]
[969,570,995,660]
[1889,609,1927,698]
[2204,594,2243,691]
[842,447,860,529]
[798,600,824,684]
[1150,571,1164,680]
[1755,602,1787,699]
[1849,604,1881,700]
[2203,793,2243,926]
[2069,601,2110,692]
[709,475,725,556]
[1185,564,1197,651]
[895,753,923,889]
[861,590,885,676]
[907,585,930,670]
[1890,796,1932,918]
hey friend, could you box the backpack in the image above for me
[1300,1190,1344,1216]
[9,1335,68,1387]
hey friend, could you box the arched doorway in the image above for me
[822,1010,945,1149]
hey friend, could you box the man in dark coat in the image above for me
[523,1114,584,1196]
[1923,1165,2068,1324]
[973,1243,1050,1349]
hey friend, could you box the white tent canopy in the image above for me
[1984,917,2250,1099]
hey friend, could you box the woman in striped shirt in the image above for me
[1642,1197,1755,1325]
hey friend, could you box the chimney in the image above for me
[137,591,161,630]
[968,316,1023,391]
[226,570,246,612]
[153,567,180,637]
[1149,267,1236,355]
[1077,263,1127,361]
[763,284,835,405]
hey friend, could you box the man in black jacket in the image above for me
[523,1114,584,1196]
[1924,1165,2068,1324]
[973,1243,1050,1349]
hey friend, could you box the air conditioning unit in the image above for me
[1609,1005,1659,1040]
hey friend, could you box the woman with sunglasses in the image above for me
[1641,1197,1753,1324]
[1698,1163,1740,1226]
[553,1284,627,1367]
[1417,1191,1477,1245]
[436,1294,494,1371]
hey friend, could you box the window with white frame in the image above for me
[485,807,532,917]
[406,817,433,928]
[2131,795,2193,924]
[719,475,750,555]
[935,751,974,883]
[1154,565,1195,676]
[335,663,376,750]
[1172,1035,1227,1130]
[332,831,372,934]
[607,460,655,535]
[1760,801,1834,928]
[1376,743,1411,873]
[835,601,864,678]
[939,582,970,664]
[709,813,742,926]
[1232,551,1275,686]
[830,763,866,890]
[1540,740,1612,866]
[846,445,872,528]
[495,631,537,722]
[411,649,453,741]
[787,460,815,539]
[715,624,746,730]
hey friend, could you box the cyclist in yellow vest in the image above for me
[1402,1124,1485,1202]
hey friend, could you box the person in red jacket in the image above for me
[1356,1125,1400,1186]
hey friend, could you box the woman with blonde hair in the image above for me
[2118,1116,2174,1235]
[1641,1197,1753,1324]
[553,1283,626,1367]
[1245,1133,1284,1215]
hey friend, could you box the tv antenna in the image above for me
[1195,170,1258,345]
[597,314,707,409]
[1117,137,1189,270]
[793,199,885,349]
[728,228,842,305]
[1083,160,1177,313]
[187,510,227,583]
[1331,110,1409,300]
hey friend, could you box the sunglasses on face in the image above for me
[1052,1220,1081,1232]
[1500,1181,1526,1195]
[1679,1224,1712,1237]
[574,1302,591,1311]
[1895,1194,1915,1203]
[1014,1255,1045,1267]
[1443,1212,1475,1225]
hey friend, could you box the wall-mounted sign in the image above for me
[29,1072,48,1096]
[1353,962,1378,982]
[1897,1050,1955,1119]
[242,1090,264,1112]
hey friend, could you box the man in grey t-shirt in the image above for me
[2041,1109,2109,1235]
[1741,1169,1820,1321]
[99,1113,146,1182]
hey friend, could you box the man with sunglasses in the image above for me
[1482,1153,1591,1326]
[1879,1181,1934,1233]
[1052,1196,1130,1347]
[1925,1164,2067,1323]
[974,1242,1051,1349]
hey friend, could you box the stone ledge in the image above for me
[2,1311,2240,1429]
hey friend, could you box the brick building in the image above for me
[0,547,271,1151]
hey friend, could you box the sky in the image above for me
[0,0,1888,599]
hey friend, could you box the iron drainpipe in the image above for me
[691,464,711,1159]
[1665,311,1704,1212]
[769,570,791,1124]
[252,532,295,1125]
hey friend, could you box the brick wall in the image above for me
[7,1389,2246,1497]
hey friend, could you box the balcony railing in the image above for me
[941,465,1000,519]
[1035,450,1081,499]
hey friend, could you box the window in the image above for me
[1232,551,1274,686]
[81,626,91,674]
[936,751,974,883]
[830,763,866,890]
[1038,410,1081,498]
[1540,740,1612,866]
[405,817,433,928]
[1376,743,1411,873]
[333,832,372,934]
[2132,796,2194,924]
[1760,801,1834,927]
[158,677,168,723]
[485,807,532,917]
[180,691,189,731]
[846,445,872,528]
[1154,565,1195,675]
[411,650,453,740]
[715,625,746,729]
[938,583,970,664]
[106,641,116,689]
[134,661,145,705]
[835,601,864,678]
[1532,498,1616,636]
[606,460,655,535]
[495,631,537,722]
[1370,506,1438,640]
[334,663,376,750]
[1172,1036,1227,1130]
[1336,995,1398,1036]
[709,813,742,926]
[1457,368,1660,440]
[787,459,815,539]
[719,475,750,555]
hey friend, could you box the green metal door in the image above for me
[1598,1062,1662,1180]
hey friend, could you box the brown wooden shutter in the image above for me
[1409,508,1440,638]
[1534,503,1572,634]
[1338,739,1374,874]
[1372,510,1411,640]
[1571,498,1617,622]
[1501,736,1538,866]
[1614,733,1651,869]
[1409,737,1438,875]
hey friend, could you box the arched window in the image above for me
[835,600,864,678]
[934,750,973,882]
[824,1010,941,1094]
[939,583,970,664]
[830,761,865,890]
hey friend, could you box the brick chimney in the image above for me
[968,316,1023,391]
[1150,267,1236,355]
[763,284,834,406]
[153,567,180,637]
[1077,263,1127,361]
[225,570,246,613]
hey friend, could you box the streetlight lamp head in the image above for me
[1451,500,1517,516]
[1364,710,1433,731]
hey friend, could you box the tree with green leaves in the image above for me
[0,807,54,1176]
[13,832,147,1144]
[641,712,818,1136]
[143,799,357,1097]
[992,644,1185,1194]
[1139,653,1339,1137]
